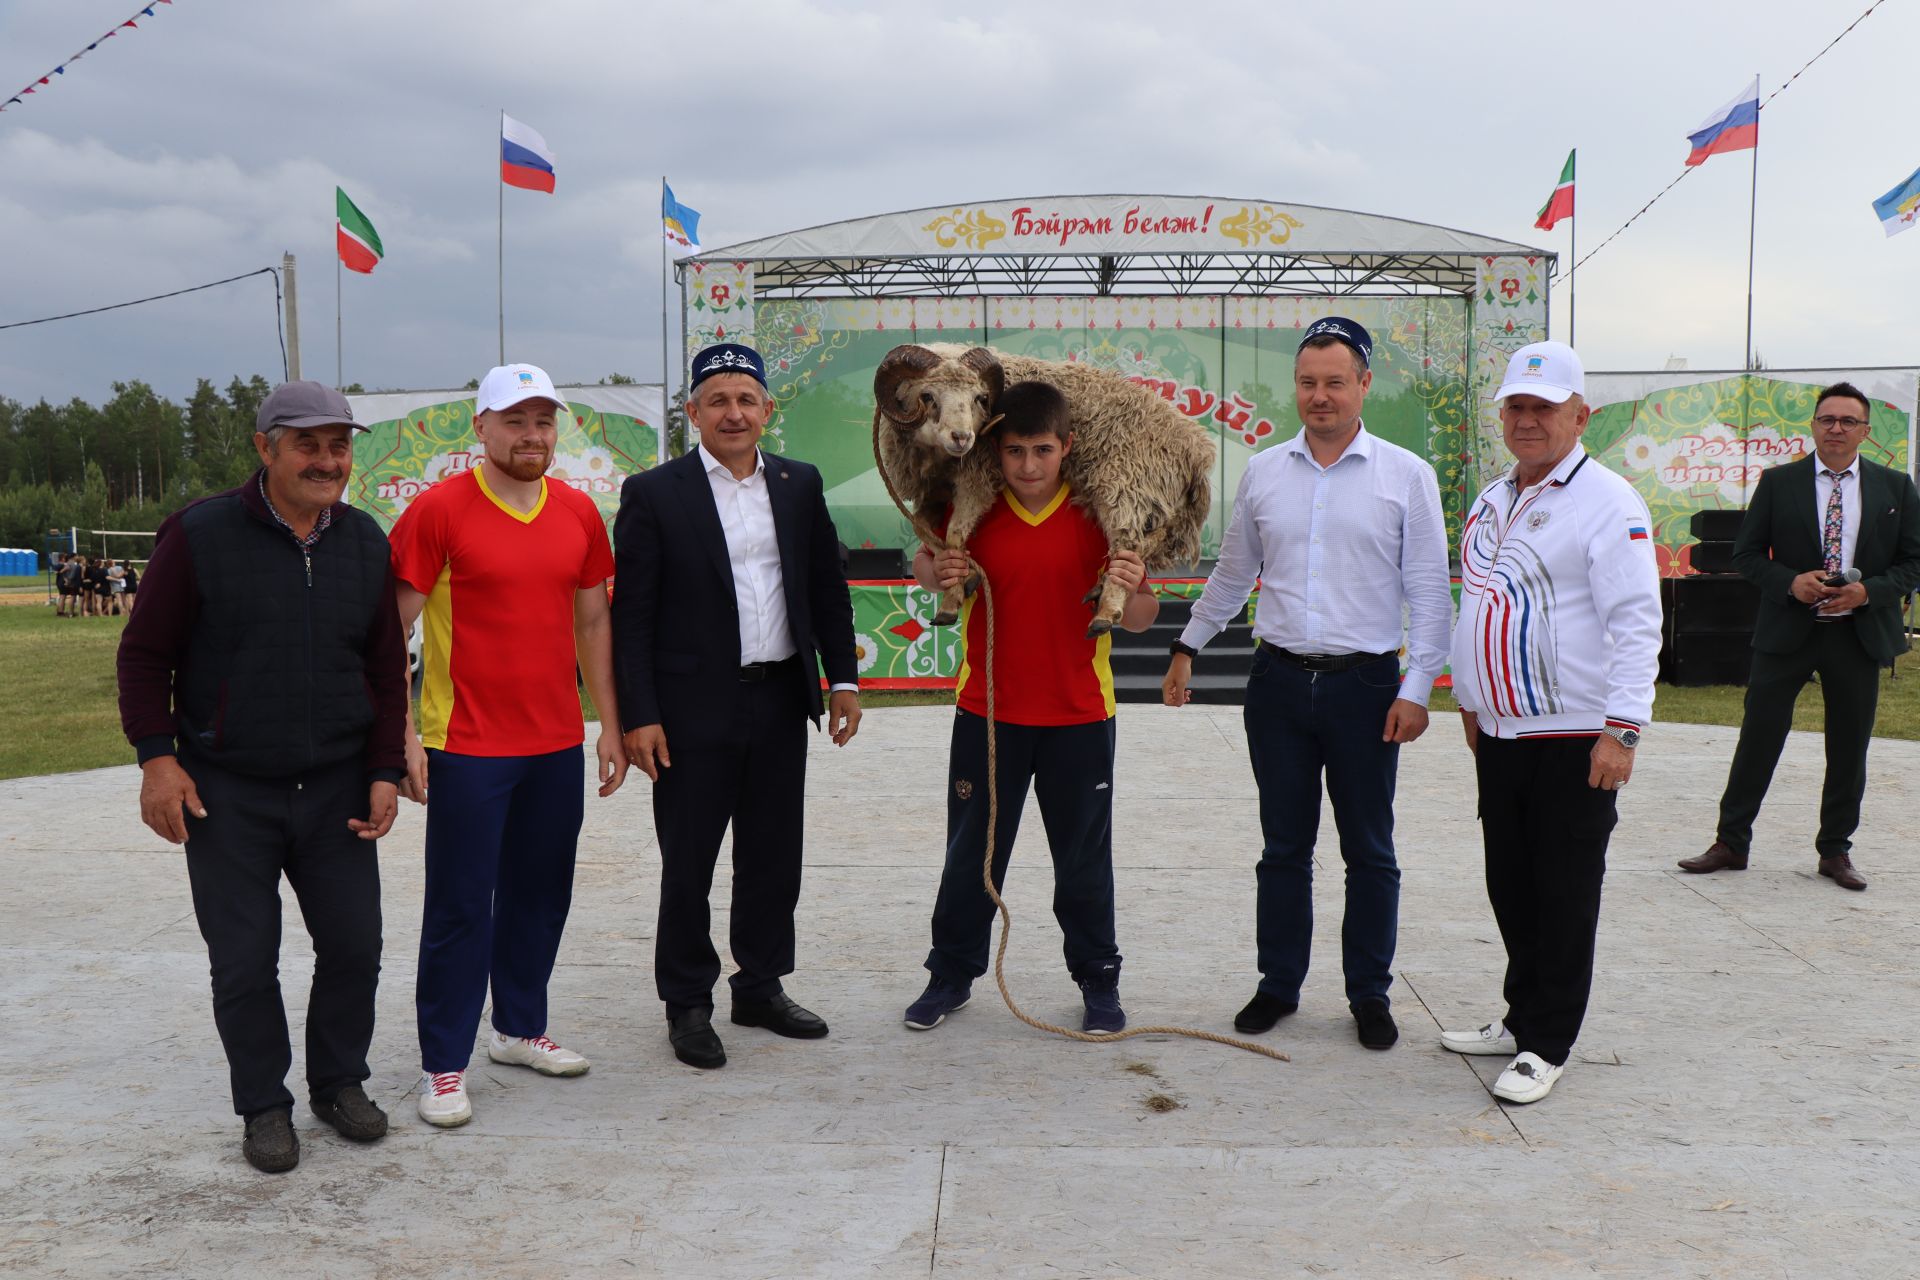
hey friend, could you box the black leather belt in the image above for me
[739,656,798,682]
[1273,647,1398,674]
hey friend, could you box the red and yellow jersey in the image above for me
[389,467,615,755]
[951,486,1115,726]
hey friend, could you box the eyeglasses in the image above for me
[1813,415,1868,430]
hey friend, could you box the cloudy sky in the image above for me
[1,0,1915,406]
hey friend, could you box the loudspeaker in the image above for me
[845,547,907,579]
[1689,509,1747,541]
[1669,575,1759,633]
[1689,541,1739,575]
[1665,634,1753,686]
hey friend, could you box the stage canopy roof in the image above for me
[693,194,1550,299]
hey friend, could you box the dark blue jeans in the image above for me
[1242,648,1402,1009]
[925,711,1120,987]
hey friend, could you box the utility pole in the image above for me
[282,252,303,381]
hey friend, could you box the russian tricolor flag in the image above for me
[1685,76,1759,167]
[501,114,556,193]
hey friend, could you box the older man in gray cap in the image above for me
[118,380,408,1172]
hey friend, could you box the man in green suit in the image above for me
[1681,382,1920,890]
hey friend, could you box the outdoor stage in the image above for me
[3,706,1916,1277]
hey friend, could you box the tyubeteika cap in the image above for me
[1297,316,1373,365]
[689,343,768,392]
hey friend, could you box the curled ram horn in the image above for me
[873,344,945,425]
[958,346,1005,408]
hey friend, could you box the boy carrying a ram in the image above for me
[903,381,1159,1035]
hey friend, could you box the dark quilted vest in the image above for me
[174,493,390,776]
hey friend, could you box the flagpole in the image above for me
[335,249,342,387]
[661,177,673,465]
[1744,78,1759,371]
[1568,148,1577,349]
[498,108,506,366]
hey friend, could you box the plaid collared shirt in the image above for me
[258,472,333,547]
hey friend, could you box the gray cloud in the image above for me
[2,0,1914,406]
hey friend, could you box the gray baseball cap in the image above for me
[256,380,364,433]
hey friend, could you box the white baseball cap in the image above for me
[1494,341,1585,405]
[476,363,565,414]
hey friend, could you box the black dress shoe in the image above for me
[731,992,830,1039]
[1353,998,1398,1050]
[668,1008,726,1069]
[242,1108,299,1173]
[1234,991,1298,1034]
[311,1084,388,1142]
[1819,854,1868,891]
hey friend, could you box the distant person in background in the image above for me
[1679,382,1920,891]
[85,556,109,617]
[123,560,140,615]
[107,559,127,616]
[56,555,83,617]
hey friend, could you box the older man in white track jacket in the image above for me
[1442,340,1662,1106]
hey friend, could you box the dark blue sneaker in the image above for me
[904,977,971,1030]
[1077,964,1126,1035]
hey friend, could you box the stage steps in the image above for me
[1109,595,1254,705]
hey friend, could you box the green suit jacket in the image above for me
[1731,454,1920,664]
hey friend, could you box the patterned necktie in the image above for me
[1822,469,1849,576]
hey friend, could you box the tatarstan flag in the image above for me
[336,187,383,274]
[1534,150,1574,231]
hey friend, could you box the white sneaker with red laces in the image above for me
[417,1070,472,1127]
[487,1031,590,1077]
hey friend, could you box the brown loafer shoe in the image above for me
[1818,855,1867,891]
[1678,841,1748,873]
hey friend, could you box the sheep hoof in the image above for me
[1081,584,1103,605]
[1085,617,1114,638]
[962,572,982,599]
[932,609,959,627]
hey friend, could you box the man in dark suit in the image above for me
[1682,381,1920,890]
[612,343,862,1068]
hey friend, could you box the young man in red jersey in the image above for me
[903,381,1159,1035]
[389,363,629,1127]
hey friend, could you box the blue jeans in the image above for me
[1242,648,1402,1008]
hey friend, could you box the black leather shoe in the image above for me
[669,1008,726,1069]
[731,992,830,1039]
[242,1108,299,1173]
[311,1085,388,1142]
[1819,854,1868,891]
[1234,991,1298,1034]
[1354,998,1398,1050]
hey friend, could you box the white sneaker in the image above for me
[417,1070,473,1127]
[1440,1020,1518,1057]
[1491,1052,1565,1104]
[488,1031,590,1077]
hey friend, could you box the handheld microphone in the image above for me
[1820,567,1862,589]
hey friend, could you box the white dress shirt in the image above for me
[699,444,856,692]
[1181,423,1455,704]
[1813,459,1861,617]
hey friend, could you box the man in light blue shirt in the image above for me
[1162,317,1453,1050]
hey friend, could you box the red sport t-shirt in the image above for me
[951,486,1116,726]
[389,466,615,756]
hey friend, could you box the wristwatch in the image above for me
[1601,724,1641,749]
[1169,640,1198,659]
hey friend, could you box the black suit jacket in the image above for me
[611,449,858,748]
[1732,454,1920,664]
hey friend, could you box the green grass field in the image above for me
[3,601,1916,780]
